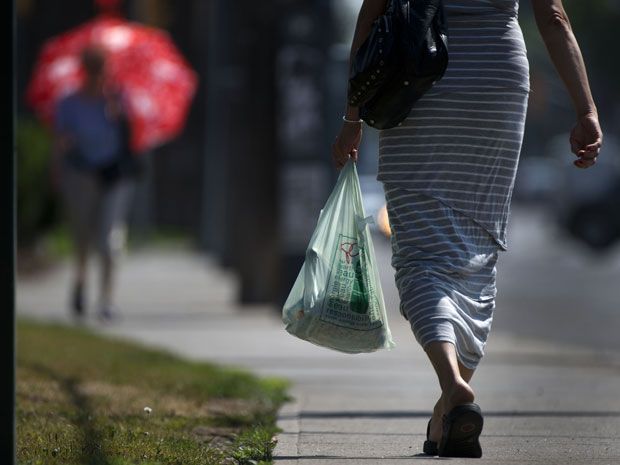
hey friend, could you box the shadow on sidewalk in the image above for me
[282,410,620,420]
[274,455,434,461]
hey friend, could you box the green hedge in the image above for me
[17,116,59,247]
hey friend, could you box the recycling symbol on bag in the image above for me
[340,241,369,315]
[339,242,359,264]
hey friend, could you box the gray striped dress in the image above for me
[377,0,529,368]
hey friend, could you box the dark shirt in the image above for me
[55,92,123,168]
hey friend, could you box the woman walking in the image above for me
[54,46,142,321]
[332,0,602,458]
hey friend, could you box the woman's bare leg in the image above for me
[71,242,89,316]
[62,165,98,317]
[97,180,134,318]
[426,342,476,444]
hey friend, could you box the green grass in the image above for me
[16,320,289,465]
[43,225,74,259]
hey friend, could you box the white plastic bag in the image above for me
[282,160,395,353]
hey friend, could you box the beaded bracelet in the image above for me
[342,115,363,124]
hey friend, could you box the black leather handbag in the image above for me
[348,0,448,129]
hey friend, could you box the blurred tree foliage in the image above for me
[17,117,59,247]
[15,0,619,245]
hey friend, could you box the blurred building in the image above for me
[17,0,620,305]
[17,0,349,305]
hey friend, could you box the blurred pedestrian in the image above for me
[53,45,143,321]
[332,0,602,458]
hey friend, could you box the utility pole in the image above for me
[4,0,16,462]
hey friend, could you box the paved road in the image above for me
[16,207,620,464]
[374,204,620,355]
[495,205,620,354]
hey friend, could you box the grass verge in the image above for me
[16,319,289,465]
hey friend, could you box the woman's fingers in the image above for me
[570,135,599,154]
[577,141,601,155]
[571,134,602,159]
[573,153,597,168]
[332,122,362,169]
[570,113,602,168]
[574,155,596,168]
[570,135,582,155]
[331,143,350,169]
[574,138,600,162]
[577,147,597,157]
[332,139,359,169]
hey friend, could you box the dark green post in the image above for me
[3,0,16,462]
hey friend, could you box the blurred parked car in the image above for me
[516,134,620,251]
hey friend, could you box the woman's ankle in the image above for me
[442,378,475,412]
[432,395,444,417]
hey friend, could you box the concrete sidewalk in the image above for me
[17,247,620,465]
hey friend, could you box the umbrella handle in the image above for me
[95,0,122,14]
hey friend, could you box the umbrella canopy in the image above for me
[26,11,198,153]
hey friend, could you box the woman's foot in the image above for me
[439,403,484,458]
[423,417,439,455]
[97,301,119,322]
[443,378,475,413]
[428,398,444,446]
[437,380,481,458]
[422,342,479,456]
[428,379,475,446]
[71,282,86,318]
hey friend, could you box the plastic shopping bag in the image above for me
[282,160,395,354]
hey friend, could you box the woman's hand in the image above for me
[531,0,602,169]
[570,111,602,169]
[332,121,363,169]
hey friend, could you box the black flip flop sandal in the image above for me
[438,403,483,458]
[423,418,439,455]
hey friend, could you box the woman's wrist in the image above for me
[345,105,360,121]
[342,115,363,124]
[577,104,597,118]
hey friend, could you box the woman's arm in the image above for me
[531,0,602,168]
[332,0,388,169]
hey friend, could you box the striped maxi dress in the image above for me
[377,0,530,369]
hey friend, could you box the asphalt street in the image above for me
[373,204,620,356]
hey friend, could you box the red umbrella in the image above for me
[26,1,198,153]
